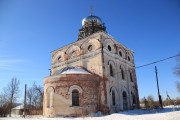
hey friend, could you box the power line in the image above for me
[136,54,180,69]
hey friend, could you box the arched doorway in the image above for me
[123,91,128,110]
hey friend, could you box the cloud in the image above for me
[0,58,25,69]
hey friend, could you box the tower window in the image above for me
[88,45,92,51]
[119,51,122,57]
[130,72,133,82]
[112,90,116,106]
[121,69,125,80]
[110,64,114,77]
[108,45,111,51]
[128,56,130,61]
[72,90,79,106]
[58,56,61,62]
[71,51,76,58]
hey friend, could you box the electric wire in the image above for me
[136,54,180,69]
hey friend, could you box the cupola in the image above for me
[77,8,106,40]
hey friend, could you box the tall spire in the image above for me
[90,5,93,16]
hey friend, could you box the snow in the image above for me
[61,67,91,74]
[1,106,180,120]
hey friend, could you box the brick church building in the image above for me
[43,11,139,117]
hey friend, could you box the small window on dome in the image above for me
[88,45,92,51]
[108,45,111,51]
[71,51,76,58]
[58,56,61,62]
[128,56,130,61]
[119,51,122,57]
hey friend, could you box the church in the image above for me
[43,11,139,117]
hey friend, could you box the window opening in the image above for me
[112,91,116,106]
[72,90,79,106]
[88,45,92,51]
[108,45,111,51]
[110,64,114,76]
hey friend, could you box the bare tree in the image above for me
[0,93,7,107]
[174,52,180,93]
[32,82,44,112]
[33,82,44,109]
[176,82,180,93]
[4,78,20,117]
[174,52,180,78]
[147,95,155,109]
[26,82,44,115]
[142,97,149,109]
[27,87,34,109]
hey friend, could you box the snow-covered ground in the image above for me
[1,106,180,120]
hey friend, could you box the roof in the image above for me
[55,67,91,75]
[12,104,26,110]
[11,104,30,110]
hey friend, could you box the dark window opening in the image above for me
[108,45,111,51]
[88,45,93,51]
[110,64,114,77]
[133,94,136,104]
[128,56,130,61]
[121,69,124,80]
[123,91,127,99]
[123,91,128,110]
[58,56,61,62]
[71,51,76,58]
[119,51,122,57]
[130,72,133,82]
[72,90,79,106]
[112,91,116,106]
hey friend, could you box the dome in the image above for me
[82,15,102,26]
[55,67,91,75]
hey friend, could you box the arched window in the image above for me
[123,91,128,110]
[72,90,79,106]
[57,55,61,62]
[128,56,130,61]
[108,45,111,51]
[132,93,136,104]
[88,45,92,52]
[46,87,54,108]
[112,90,116,106]
[110,64,114,77]
[119,51,122,57]
[130,72,133,82]
[121,69,124,80]
[71,51,76,59]
[47,93,50,108]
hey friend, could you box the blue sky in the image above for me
[0,0,180,102]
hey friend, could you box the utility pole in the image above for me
[155,66,163,109]
[23,84,27,118]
